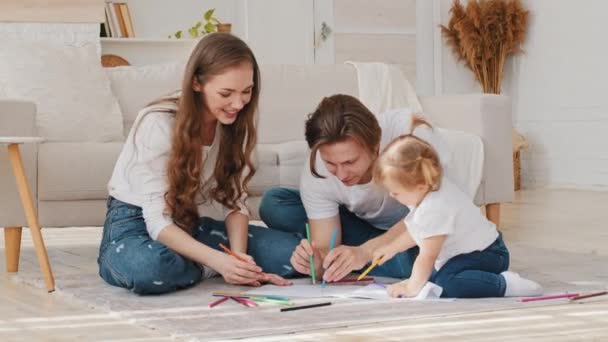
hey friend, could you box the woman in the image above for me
[259,94,451,283]
[98,33,299,295]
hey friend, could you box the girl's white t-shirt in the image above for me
[300,107,450,229]
[107,103,249,240]
[404,177,499,270]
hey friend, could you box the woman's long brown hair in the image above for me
[163,33,259,232]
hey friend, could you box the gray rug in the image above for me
[12,243,608,341]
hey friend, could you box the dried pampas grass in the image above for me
[441,0,529,94]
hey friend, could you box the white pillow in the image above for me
[0,40,124,142]
[105,61,186,136]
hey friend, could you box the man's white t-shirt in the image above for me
[404,178,499,270]
[300,107,450,230]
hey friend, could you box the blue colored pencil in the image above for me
[322,227,338,288]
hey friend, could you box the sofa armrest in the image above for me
[0,100,38,227]
[420,94,514,205]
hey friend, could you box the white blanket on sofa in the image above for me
[346,61,422,114]
[346,62,484,199]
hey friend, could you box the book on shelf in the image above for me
[103,1,135,38]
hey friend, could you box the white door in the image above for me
[313,0,418,83]
[244,0,315,64]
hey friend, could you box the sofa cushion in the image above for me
[106,61,186,136]
[38,142,295,201]
[0,41,124,142]
[38,143,123,201]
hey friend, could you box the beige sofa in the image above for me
[0,64,513,229]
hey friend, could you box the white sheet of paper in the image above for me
[245,284,364,298]
[350,282,445,300]
[245,282,450,301]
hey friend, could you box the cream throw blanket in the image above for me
[345,61,422,114]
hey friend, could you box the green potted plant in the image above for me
[169,8,231,39]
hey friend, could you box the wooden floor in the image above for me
[1,189,607,341]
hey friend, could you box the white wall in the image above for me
[435,0,608,190]
[127,0,245,39]
[124,0,314,65]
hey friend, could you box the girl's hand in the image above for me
[212,252,263,286]
[322,245,369,282]
[290,239,324,278]
[372,245,398,266]
[387,279,422,298]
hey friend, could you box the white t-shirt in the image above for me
[107,102,249,240]
[404,177,499,270]
[300,107,450,229]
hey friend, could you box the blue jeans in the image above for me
[98,197,301,295]
[431,234,510,298]
[259,187,418,278]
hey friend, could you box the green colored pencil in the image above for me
[306,223,316,284]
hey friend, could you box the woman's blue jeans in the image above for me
[259,187,418,279]
[97,196,301,295]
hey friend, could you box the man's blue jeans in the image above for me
[259,187,418,279]
[98,196,300,295]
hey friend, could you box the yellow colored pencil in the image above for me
[358,257,382,281]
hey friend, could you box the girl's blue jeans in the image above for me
[430,234,510,298]
[97,196,300,295]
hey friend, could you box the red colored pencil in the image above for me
[230,296,258,307]
[219,243,247,262]
[332,277,374,284]
[208,296,229,308]
[571,291,608,301]
[520,293,579,302]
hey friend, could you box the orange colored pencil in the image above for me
[219,243,247,262]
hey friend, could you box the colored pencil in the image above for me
[333,277,374,284]
[306,223,316,284]
[249,297,294,306]
[358,257,382,281]
[519,293,579,302]
[219,243,247,262]
[230,296,258,307]
[571,291,608,301]
[212,291,290,301]
[280,302,332,312]
[208,296,229,308]
[322,228,339,288]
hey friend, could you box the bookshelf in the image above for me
[100,37,197,66]
[99,0,239,66]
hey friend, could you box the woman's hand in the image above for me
[387,279,423,298]
[258,273,293,286]
[290,239,325,278]
[322,245,370,282]
[211,252,263,286]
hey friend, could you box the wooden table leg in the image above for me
[4,226,22,272]
[485,203,500,227]
[7,144,55,292]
